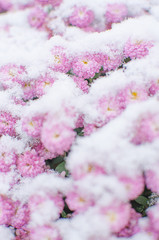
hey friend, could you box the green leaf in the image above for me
[55,161,69,176]
[135,196,148,207]
[61,211,67,218]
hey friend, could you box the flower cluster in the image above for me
[0,0,158,240]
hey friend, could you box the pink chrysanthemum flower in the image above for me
[0,195,14,225]
[131,112,159,145]
[10,201,29,229]
[71,162,106,180]
[41,120,76,155]
[73,76,89,93]
[0,151,17,172]
[97,96,122,124]
[118,208,141,237]
[28,7,46,29]
[35,73,55,97]
[29,225,62,240]
[29,193,64,217]
[124,39,154,59]
[66,189,94,213]
[94,51,122,72]
[0,111,18,137]
[0,64,26,89]
[35,0,62,7]
[22,114,45,138]
[22,81,36,101]
[118,175,144,200]
[50,46,72,73]
[105,4,128,24]
[124,83,148,105]
[69,6,94,28]
[145,167,159,194]
[147,203,159,234]
[100,202,131,233]
[17,149,45,177]
[33,141,57,160]
[72,53,100,79]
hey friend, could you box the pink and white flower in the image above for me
[28,7,46,29]
[72,53,100,79]
[69,6,94,28]
[124,39,154,59]
[41,120,76,155]
[17,149,45,177]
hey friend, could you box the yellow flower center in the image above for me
[53,133,60,139]
[131,91,138,100]
[44,82,50,87]
[29,121,34,127]
[79,197,85,203]
[87,164,94,173]
[82,60,88,65]
[54,55,61,64]
[9,70,15,77]
[107,212,116,222]
[107,106,112,111]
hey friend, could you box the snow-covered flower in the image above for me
[69,6,94,28]
[41,119,76,155]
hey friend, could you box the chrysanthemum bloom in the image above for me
[22,81,36,100]
[73,76,89,93]
[118,175,144,200]
[10,201,29,228]
[97,96,122,124]
[22,114,45,138]
[147,203,159,234]
[72,53,100,79]
[71,162,106,180]
[104,51,123,71]
[41,120,76,155]
[28,7,46,29]
[17,149,45,177]
[66,189,94,213]
[35,0,62,7]
[0,64,26,89]
[35,73,55,97]
[124,83,148,105]
[50,46,72,73]
[100,202,131,233]
[29,225,62,240]
[0,111,18,137]
[145,166,159,194]
[94,51,122,72]
[105,3,128,29]
[118,208,141,237]
[124,39,154,59]
[29,192,64,218]
[69,6,94,28]
[0,195,14,225]
[33,141,57,160]
[131,113,159,145]
[0,151,17,172]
